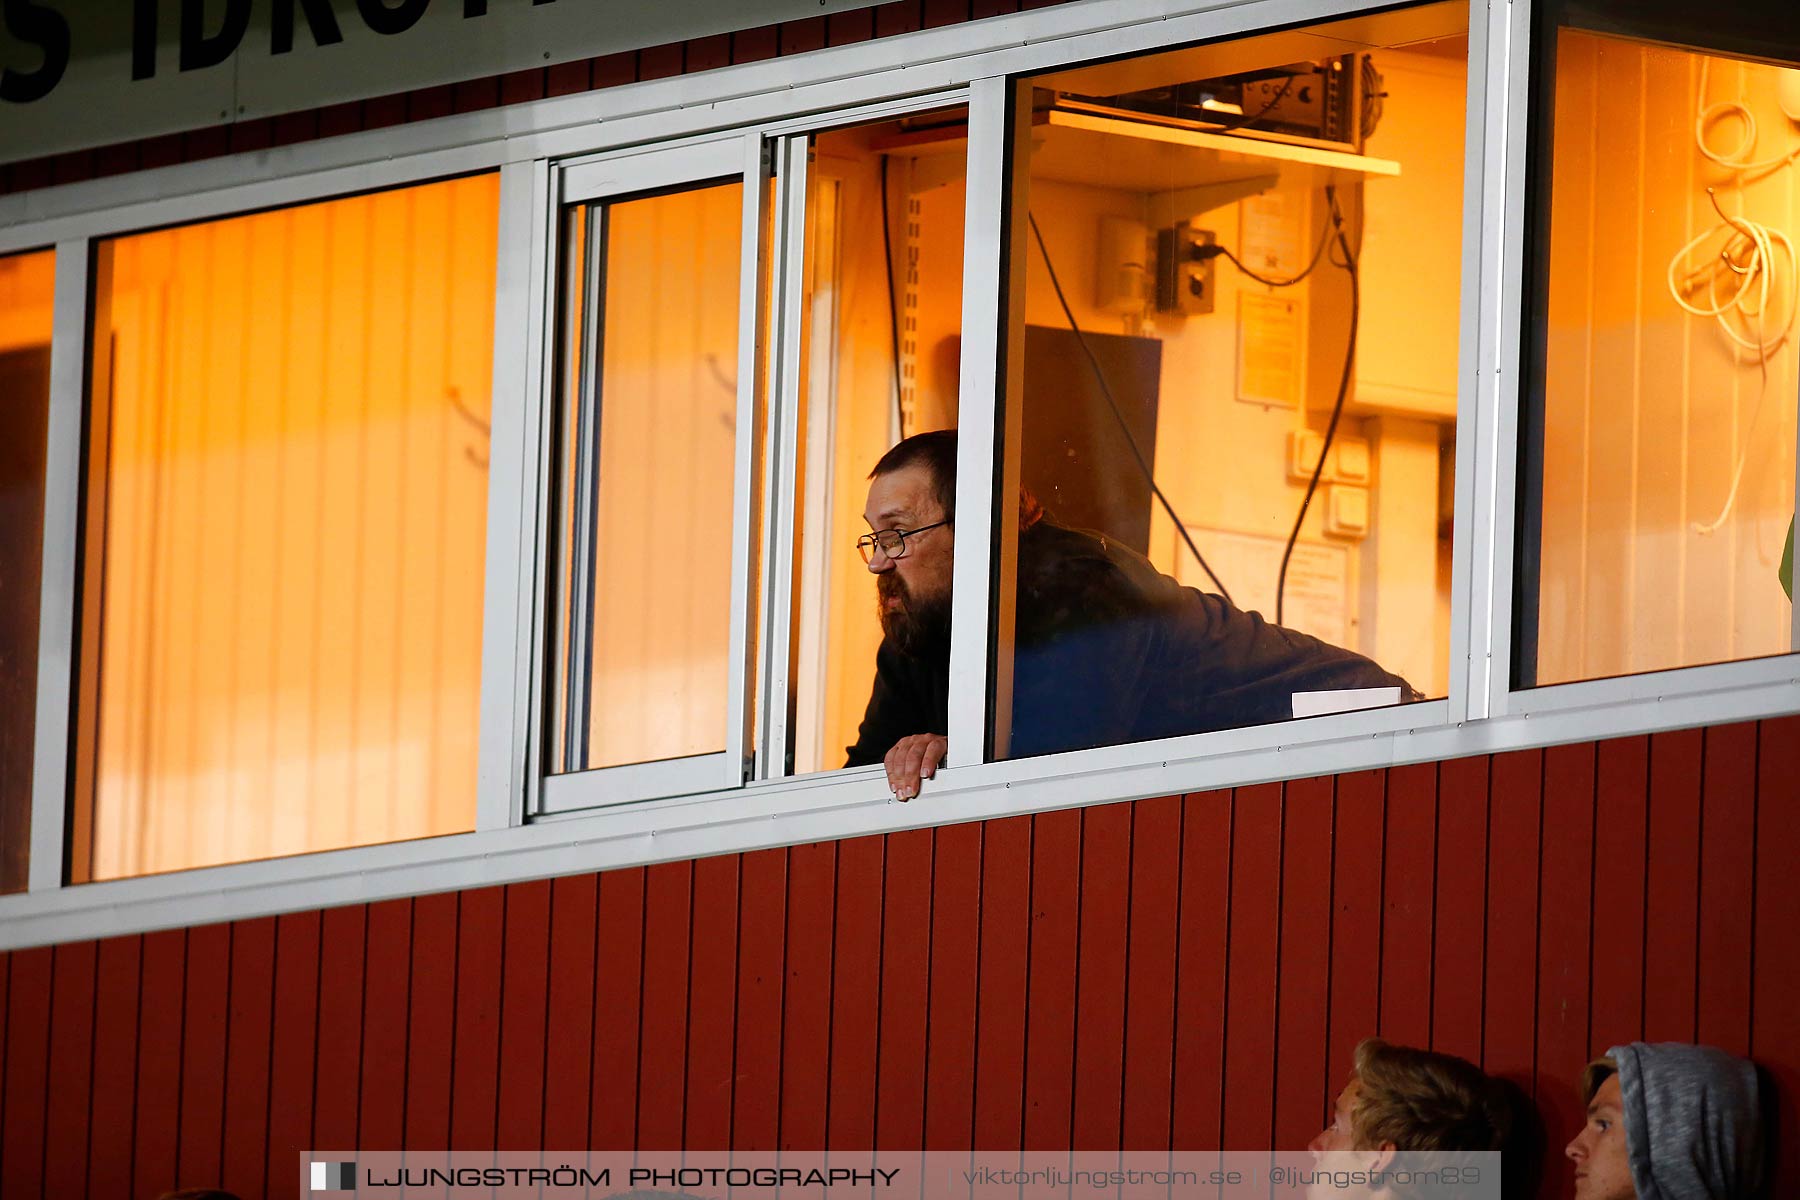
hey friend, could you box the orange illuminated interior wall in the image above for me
[0,248,55,894]
[581,182,743,770]
[1537,33,1799,685]
[74,175,499,882]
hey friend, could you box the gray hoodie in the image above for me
[1607,1042,1764,1199]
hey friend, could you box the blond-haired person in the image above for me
[1310,1038,1527,1199]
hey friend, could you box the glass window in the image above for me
[0,247,54,894]
[988,4,1468,760]
[786,108,969,776]
[1518,11,1800,688]
[549,177,747,779]
[72,175,499,882]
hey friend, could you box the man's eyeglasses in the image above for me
[857,519,949,563]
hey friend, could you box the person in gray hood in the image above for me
[1564,1042,1765,1199]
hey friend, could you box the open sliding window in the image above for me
[1515,0,1800,695]
[767,103,970,780]
[987,4,1470,762]
[542,137,763,807]
[71,175,500,882]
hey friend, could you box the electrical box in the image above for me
[1326,485,1370,538]
[1155,222,1216,316]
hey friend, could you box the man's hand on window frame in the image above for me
[884,733,947,801]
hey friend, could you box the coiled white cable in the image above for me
[1672,60,1800,535]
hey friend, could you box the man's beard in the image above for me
[877,574,952,657]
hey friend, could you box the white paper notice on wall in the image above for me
[1174,526,1352,648]
[1236,293,1303,409]
[1240,192,1304,276]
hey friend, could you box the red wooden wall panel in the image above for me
[1220,783,1280,1150]
[222,917,278,1200]
[1271,775,1333,1152]
[972,814,1031,1150]
[733,848,787,1151]
[1170,790,1230,1150]
[1023,808,1080,1150]
[638,861,694,1149]
[1695,723,1756,1055]
[44,940,96,1200]
[358,899,412,1153]
[3,721,1800,1200]
[827,835,882,1150]
[499,880,554,1149]
[1120,795,1180,1151]
[543,874,600,1149]
[686,854,740,1149]
[1324,771,1383,1112]
[591,866,645,1150]
[876,827,933,1149]
[1752,715,1800,1188]
[1071,803,1130,1150]
[3,945,51,1199]
[133,929,188,1199]
[924,822,980,1150]
[89,935,144,1198]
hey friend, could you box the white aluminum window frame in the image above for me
[0,0,1795,951]
[539,131,764,809]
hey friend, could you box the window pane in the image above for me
[993,4,1467,759]
[551,180,744,773]
[790,109,968,775]
[0,248,54,894]
[1522,24,1799,687]
[74,176,499,882]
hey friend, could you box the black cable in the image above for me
[1026,211,1235,604]
[879,156,905,437]
[1201,73,1296,133]
[1274,184,1357,626]
[1210,206,1333,289]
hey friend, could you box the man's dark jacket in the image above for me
[845,518,1415,765]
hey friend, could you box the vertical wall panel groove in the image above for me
[542,874,601,1149]
[1752,715,1800,1187]
[1171,790,1230,1150]
[781,841,837,1149]
[876,828,932,1149]
[972,814,1029,1150]
[1022,808,1079,1151]
[686,854,741,1149]
[733,849,786,1151]
[497,880,553,1149]
[222,917,277,1200]
[1271,776,1332,1150]
[1590,736,1650,1047]
[44,940,97,1200]
[1379,763,1436,1048]
[1432,757,1487,1063]
[2,945,51,1200]
[1696,723,1756,1054]
[359,899,412,1152]
[1119,796,1179,1151]
[1644,730,1703,1042]
[1220,783,1279,1150]
[1483,751,1542,1086]
[1071,803,1129,1150]
[591,866,646,1148]
[639,862,694,1149]
[826,836,881,1150]
[924,823,979,1151]
[1325,771,1382,1114]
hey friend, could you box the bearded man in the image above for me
[846,430,1416,799]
